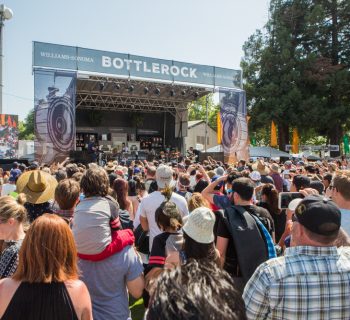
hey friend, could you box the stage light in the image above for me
[114,82,120,90]
[181,90,186,96]
[194,92,199,98]
[128,85,134,93]
[99,82,105,91]
[144,87,149,94]
[170,89,176,97]
[154,88,161,95]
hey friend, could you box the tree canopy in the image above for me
[242,0,350,154]
[19,109,35,140]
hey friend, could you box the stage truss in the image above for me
[76,76,211,116]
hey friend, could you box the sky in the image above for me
[3,0,269,120]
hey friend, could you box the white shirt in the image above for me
[134,191,189,251]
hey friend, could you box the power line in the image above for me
[3,92,33,102]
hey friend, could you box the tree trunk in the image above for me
[328,124,342,157]
[278,123,289,152]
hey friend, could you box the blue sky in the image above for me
[4,0,269,120]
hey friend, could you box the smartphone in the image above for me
[278,192,303,210]
[283,173,291,180]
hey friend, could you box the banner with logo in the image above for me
[0,114,18,158]
[34,69,76,164]
[219,89,249,163]
[33,42,242,89]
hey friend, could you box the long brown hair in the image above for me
[261,183,280,215]
[13,214,78,283]
[113,178,131,210]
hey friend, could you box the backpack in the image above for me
[222,205,268,289]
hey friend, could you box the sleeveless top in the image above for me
[1,282,78,320]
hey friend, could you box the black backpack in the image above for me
[222,205,268,290]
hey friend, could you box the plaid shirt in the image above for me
[243,246,350,320]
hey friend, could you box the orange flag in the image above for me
[217,112,222,145]
[270,121,278,147]
[292,128,299,154]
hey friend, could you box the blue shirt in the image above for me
[341,208,350,236]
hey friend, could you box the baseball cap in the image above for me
[294,195,341,236]
[182,207,215,244]
[133,167,141,174]
[288,198,303,211]
[156,165,173,189]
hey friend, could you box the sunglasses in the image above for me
[292,213,298,223]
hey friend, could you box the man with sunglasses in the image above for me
[243,195,350,320]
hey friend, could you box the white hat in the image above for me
[183,207,215,244]
[156,165,173,189]
[249,170,261,182]
[288,198,303,211]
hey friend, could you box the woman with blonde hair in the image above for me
[188,192,210,212]
[0,214,92,320]
[0,194,27,279]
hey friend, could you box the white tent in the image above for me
[206,145,291,158]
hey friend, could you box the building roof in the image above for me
[188,120,205,129]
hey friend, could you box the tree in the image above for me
[242,0,350,155]
[19,109,35,140]
[188,94,219,131]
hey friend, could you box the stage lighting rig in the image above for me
[98,82,105,91]
[144,87,149,94]
[170,89,176,97]
[114,82,121,90]
[194,92,199,98]
[181,90,186,96]
[154,88,161,95]
[128,85,134,93]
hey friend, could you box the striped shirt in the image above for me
[243,246,350,320]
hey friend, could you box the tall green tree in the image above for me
[19,109,35,140]
[242,0,350,155]
[188,94,219,130]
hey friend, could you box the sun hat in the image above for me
[156,165,173,189]
[249,171,261,182]
[183,207,215,244]
[270,163,280,173]
[16,170,58,204]
[252,159,270,175]
[294,195,341,236]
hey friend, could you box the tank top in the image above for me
[1,282,78,320]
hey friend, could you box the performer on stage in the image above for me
[87,137,98,163]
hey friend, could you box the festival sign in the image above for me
[0,114,18,158]
[33,42,242,89]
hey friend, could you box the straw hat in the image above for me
[16,170,58,204]
[252,159,270,175]
[183,207,215,244]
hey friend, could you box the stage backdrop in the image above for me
[219,89,249,163]
[0,114,18,159]
[34,69,76,164]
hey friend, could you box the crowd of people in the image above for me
[0,155,350,319]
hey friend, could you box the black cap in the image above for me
[294,195,341,236]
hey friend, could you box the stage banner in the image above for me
[219,89,249,163]
[33,42,242,89]
[0,114,18,158]
[34,69,76,164]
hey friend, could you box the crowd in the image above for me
[0,155,350,319]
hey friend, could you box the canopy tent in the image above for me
[249,146,291,158]
[207,145,291,158]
